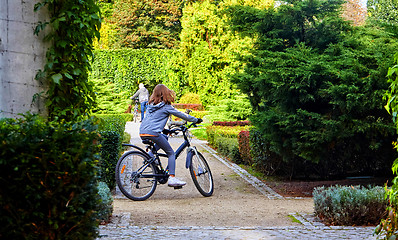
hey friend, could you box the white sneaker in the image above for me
[168,176,186,187]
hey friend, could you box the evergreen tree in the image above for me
[229,0,398,177]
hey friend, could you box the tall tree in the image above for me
[111,0,184,49]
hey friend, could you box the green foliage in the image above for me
[238,130,252,165]
[0,114,100,239]
[96,181,113,224]
[92,78,131,113]
[190,111,210,119]
[96,114,128,190]
[229,0,398,178]
[110,0,184,49]
[178,92,202,104]
[215,137,243,163]
[313,185,387,226]
[34,0,101,121]
[90,49,174,113]
[207,95,252,122]
[175,0,273,105]
[376,50,398,239]
[368,0,398,25]
[249,129,284,176]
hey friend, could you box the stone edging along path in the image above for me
[198,142,312,200]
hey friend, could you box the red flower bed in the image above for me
[213,121,251,126]
[172,104,204,111]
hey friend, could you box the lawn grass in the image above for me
[190,123,211,140]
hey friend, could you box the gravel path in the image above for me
[98,122,377,239]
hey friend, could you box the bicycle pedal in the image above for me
[173,186,183,189]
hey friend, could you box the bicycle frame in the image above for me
[121,123,197,174]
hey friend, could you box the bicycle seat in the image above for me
[142,139,154,146]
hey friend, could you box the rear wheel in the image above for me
[115,151,157,201]
[189,151,214,197]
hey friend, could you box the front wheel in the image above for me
[189,151,214,197]
[115,151,157,201]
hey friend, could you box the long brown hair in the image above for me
[149,84,176,105]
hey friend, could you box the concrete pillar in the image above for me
[0,0,49,118]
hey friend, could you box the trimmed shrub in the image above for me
[99,131,120,190]
[172,103,204,111]
[213,136,242,164]
[90,49,174,114]
[207,96,253,122]
[221,137,242,163]
[191,111,209,119]
[0,114,100,239]
[178,92,202,104]
[313,185,387,226]
[97,181,113,224]
[96,114,128,190]
[250,129,285,176]
[238,131,252,165]
[213,121,250,126]
[206,125,248,163]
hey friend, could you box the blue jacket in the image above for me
[139,102,198,136]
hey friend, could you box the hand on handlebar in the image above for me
[196,118,203,124]
[162,128,177,136]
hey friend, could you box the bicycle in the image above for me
[132,98,139,123]
[115,121,214,201]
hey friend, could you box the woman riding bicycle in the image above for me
[139,84,202,187]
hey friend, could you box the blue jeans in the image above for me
[140,101,148,121]
[141,134,176,175]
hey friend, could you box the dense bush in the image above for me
[172,104,204,111]
[313,185,387,226]
[96,181,113,224]
[377,48,398,239]
[214,137,242,164]
[96,114,128,190]
[238,131,252,165]
[190,111,209,120]
[178,92,202,104]
[213,121,250,126]
[90,49,174,113]
[206,125,248,163]
[250,129,284,176]
[0,115,100,239]
[230,1,398,178]
[207,96,252,122]
[206,125,247,145]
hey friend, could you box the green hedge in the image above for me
[206,126,243,163]
[313,185,387,226]
[0,115,100,239]
[96,114,128,190]
[90,49,174,113]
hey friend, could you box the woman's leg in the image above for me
[145,134,176,175]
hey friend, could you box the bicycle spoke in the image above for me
[116,151,157,201]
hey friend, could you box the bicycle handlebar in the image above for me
[163,122,197,136]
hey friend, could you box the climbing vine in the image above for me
[34,0,101,121]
